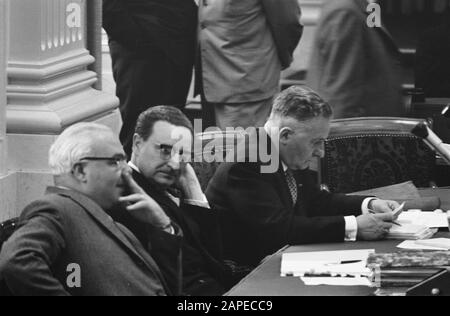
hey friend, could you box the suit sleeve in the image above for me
[102,0,146,48]
[316,9,367,117]
[146,223,183,296]
[307,190,367,217]
[226,164,350,250]
[181,203,224,261]
[415,31,450,97]
[300,170,367,217]
[0,201,69,296]
[261,0,303,69]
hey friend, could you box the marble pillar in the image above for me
[6,0,121,172]
[0,0,8,177]
[0,0,121,221]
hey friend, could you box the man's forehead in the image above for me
[285,116,330,133]
[150,121,193,144]
[91,133,124,155]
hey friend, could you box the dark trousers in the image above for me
[109,40,194,155]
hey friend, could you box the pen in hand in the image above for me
[368,210,402,227]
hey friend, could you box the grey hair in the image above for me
[270,85,332,122]
[49,122,114,175]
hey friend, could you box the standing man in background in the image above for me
[103,0,198,155]
[197,0,303,130]
[415,4,450,98]
[307,0,405,118]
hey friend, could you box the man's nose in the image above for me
[167,153,181,170]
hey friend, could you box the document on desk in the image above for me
[281,249,374,277]
[397,210,449,228]
[301,276,373,287]
[397,238,450,251]
[348,181,421,200]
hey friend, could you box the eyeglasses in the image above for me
[77,154,128,168]
[155,143,191,162]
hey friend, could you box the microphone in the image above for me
[412,123,450,165]
[442,104,450,118]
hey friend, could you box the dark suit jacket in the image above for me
[0,187,182,296]
[307,0,404,118]
[131,170,232,296]
[206,129,367,267]
[415,18,450,98]
[103,0,197,67]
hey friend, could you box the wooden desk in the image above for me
[226,188,450,296]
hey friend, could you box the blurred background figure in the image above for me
[307,0,405,118]
[415,4,450,98]
[103,0,198,155]
[196,0,303,130]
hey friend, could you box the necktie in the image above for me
[285,169,298,206]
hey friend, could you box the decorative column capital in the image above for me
[6,0,119,135]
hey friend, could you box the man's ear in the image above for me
[72,163,88,183]
[132,133,142,153]
[279,127,293,145]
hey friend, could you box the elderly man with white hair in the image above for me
[0,123,182,296]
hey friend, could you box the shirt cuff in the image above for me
[361,197,378,215]
[184,194,211,209]
[344,216,358,241]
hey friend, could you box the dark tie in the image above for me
[285,169,298,206]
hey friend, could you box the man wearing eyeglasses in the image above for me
[0,123,182,296]
[126,106,234,296]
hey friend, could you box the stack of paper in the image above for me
[281,249,374,277]
[397,210,449,228]
[387,224,437,240]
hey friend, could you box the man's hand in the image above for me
[356,213,394,241]
[177,163,204,200]
[369,199,400,215]
[119,171,171,230]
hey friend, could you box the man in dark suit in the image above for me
[415,6,450,98]
[207,86,399,267]
[307,0,404,118]
[103,0,198,155]
[0,123,181,296]
[127,106,234,296]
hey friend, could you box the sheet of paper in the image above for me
[397,211,449,228]
[348,181,421,200]
[301,277,372,287]
[415,238,450,250]
[397,240,449,251]
[281,249,374,277]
